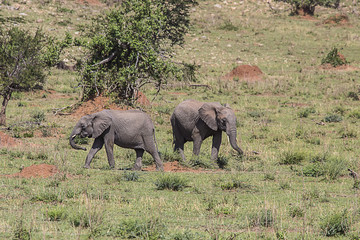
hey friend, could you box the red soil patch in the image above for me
[4,164,59,178]
[135,91,150,106]
[222,65,263,81]
[72,96,127,118]
[144,161,221,173]
[72,93,150,118]
[323,13,350,25]
[0,131,21,147]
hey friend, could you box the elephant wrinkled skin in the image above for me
[69,109,163,171]
[170,99,244,161]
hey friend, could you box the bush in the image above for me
[320,210,349,236]
[279,151,306,165]
[216,156,229,169]
[274,0,340,16]
[155,175,189,191]
[31,110,45,122]
[298,107,316,118]
[321,47,347,67]
[324,114,342,123]
[302,163,324,177]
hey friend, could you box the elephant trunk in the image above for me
[69,128,87,151]
[227,129,244,156]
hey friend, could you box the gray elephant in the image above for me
[170,99,243,161]
[69,109,164,171]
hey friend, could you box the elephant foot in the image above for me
[83,165,90,169]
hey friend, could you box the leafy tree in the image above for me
[79,0,198,104]
[275,0,340,15]
[0,27,47,126]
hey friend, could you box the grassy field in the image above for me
[1,0,360,239]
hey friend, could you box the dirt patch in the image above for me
[135,91,150,106]
[323,13,350,26]
[72,96,128,118]
[143,161,221,173]
[222,65,263,81]
[0,131,21,147]
[321,64,358,71]
[71,93,151,119]
[3,164,59,178]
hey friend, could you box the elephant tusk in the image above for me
[71,135,77,138]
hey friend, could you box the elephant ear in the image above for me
[199,102,222,131]
[92,112,112,138]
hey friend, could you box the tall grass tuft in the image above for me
[155,174,189,191]
[320,210,349,236]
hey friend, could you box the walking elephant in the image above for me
[69,109,164,171]
[170,100,244,161]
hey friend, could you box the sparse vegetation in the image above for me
[0,0,360,238]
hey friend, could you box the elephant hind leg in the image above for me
[133,149,144,171]
[142,136,164,171]
[172,125,186,162]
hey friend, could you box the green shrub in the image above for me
[347,91,359,101]
[274,0,340,16]
[263,173,275,181]
[46,207,67,221]
[31,111,45,122]
[13,219,31,240]
[302,163,324,177]
[249,209,274,227]
[324,114,342,123]
[105,218,166,239]
[320,210,349,236]
[289,206,304,218]
[69,207,103,229]
[322,157,345,181]
[279,151,306,165]
[155,175,189,191]
[321,47,347,67]
[31,192,61,203]
[219,179,253,191]
[218,20,238,31]
[189,155,214,169]
[216,156,229,169]
[298,107,316,118]
[123,171,140,181]
[349,110,360,119]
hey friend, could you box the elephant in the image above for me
[69,109,164,171]
[170,99,244,161]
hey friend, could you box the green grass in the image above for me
[0,0,360,239]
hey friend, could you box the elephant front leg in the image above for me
[211,132,222,161]
[192,133,203,156]
[104,139,115,169]
[84,138,104,168]
[133,149,144,171]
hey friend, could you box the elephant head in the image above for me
[199,102,243,155]
[69,111,112,151]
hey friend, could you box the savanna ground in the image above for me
[1,0,360,239]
